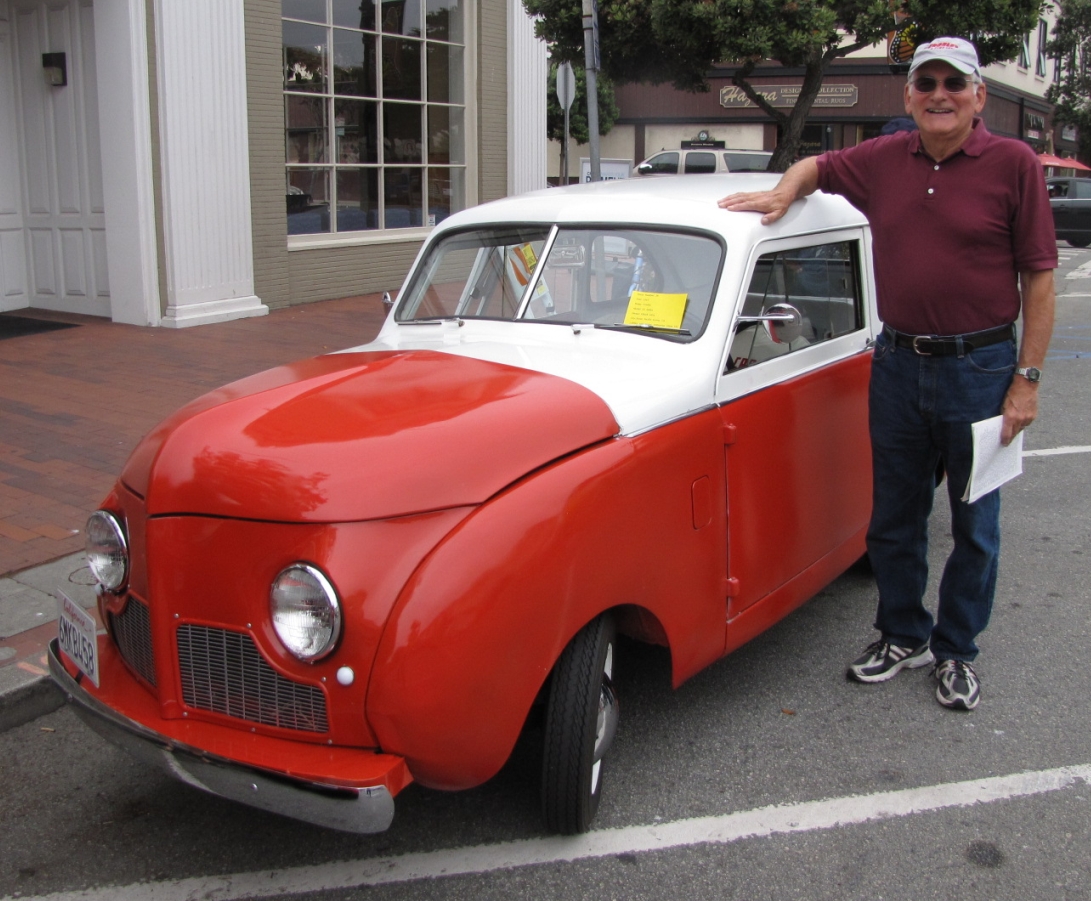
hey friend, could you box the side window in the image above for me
[723,152,771,172]
[684,151,717,174]
[1076,181,1091,200]
[728,241,862,371]
[644,152,679,174]
[1047,182,1068,199]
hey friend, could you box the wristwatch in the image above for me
[1015,366,1042,383]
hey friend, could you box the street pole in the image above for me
[556,62,576,186]
[581,0,601,182]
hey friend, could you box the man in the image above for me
[719,37,1056,710]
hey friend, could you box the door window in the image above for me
[683,152,717,174]
[728,241,862,371]
[643,152,680,174]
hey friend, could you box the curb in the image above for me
[0,657,64,732]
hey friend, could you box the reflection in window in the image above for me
[396,226,723,341]
[728,241,862,370]
[283,0,465,235]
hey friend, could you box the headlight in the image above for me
[85,510,128,592]
[270,564,342,662]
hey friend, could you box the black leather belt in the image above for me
[883,324,1015,356]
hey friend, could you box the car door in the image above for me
[714,233,876,649]
[1049,179,1073,233]
[1073,179,1091,239]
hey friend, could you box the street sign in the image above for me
[556,62,576,111]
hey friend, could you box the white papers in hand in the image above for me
[961,415,1023,504]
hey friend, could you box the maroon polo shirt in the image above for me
[815,119,1057,336]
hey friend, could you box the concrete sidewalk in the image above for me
[0,293,388,730]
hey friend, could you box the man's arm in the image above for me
[1001,268,1055,445]
[717,156,820,224]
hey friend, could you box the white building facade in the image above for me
[0,0,547,326]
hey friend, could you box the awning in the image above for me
[1038,153,1091,172]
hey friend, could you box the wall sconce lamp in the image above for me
[42,53,67,87]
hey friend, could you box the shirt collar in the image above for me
[908,117,989,159]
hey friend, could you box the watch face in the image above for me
[1020,367,1042,382]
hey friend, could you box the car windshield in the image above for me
[395,225,724,341]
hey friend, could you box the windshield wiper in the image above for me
[398,316,465,326]
[596,323,692,336]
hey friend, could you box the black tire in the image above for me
[541,613,618,834]
[1066,237,1091,249]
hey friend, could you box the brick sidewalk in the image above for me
[0,294,387,577]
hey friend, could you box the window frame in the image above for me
[715,230,873,405]
[1036,19,1049,78]
[283,0,478,248]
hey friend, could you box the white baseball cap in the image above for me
[908,37,981,78]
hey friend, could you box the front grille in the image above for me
[109,596,156,687]
[176,625,328,733]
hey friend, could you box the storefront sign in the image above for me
[580,158,632,182]
[719,84,858,109]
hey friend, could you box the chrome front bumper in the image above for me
[48,639,395,833]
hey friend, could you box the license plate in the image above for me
[57,590,99,687]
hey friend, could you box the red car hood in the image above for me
[122,350,619,522]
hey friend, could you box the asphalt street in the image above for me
[1,243,1089,901]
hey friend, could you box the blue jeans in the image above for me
[866,329,1017,661]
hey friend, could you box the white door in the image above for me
[10,0,108,316]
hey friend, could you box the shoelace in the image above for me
[936,659,976,683]
[865,640,891,659]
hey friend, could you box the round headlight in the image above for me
[85,510,128,592]
[270,564,342,662]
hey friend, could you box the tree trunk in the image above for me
[766,55,830,172]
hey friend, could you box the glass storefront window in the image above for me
[283,0,466,236]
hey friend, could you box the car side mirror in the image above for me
[636,163,653,175]
[737,302,804,344]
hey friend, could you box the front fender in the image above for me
[366,409,728,790]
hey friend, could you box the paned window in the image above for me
[1036,19,1048,77]
[1018,32,1030,69]
[283,0,467,236]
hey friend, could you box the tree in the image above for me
[547,62,620,145]
[524,0,1047,170]
[1047,0,1091,159]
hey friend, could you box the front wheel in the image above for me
[1067,237,1091,249]
[541,613,618,834]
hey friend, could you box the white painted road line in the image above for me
[11,764,1091,901]
[1024,445,1091,457]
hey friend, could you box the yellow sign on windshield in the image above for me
[624,291,688,330]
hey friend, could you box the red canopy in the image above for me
[1038,153,1091,172]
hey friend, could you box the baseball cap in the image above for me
[908,37,981,78]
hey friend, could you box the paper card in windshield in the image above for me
[624,291,688,330]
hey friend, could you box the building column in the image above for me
[507,0,547,196]
[93,0,159,325]
[154,0,266,327]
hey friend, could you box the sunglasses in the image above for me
[911,75,973,94]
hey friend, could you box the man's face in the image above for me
[903,60,986,145]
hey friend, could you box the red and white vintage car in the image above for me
[50,174,877,835]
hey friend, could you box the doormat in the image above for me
[0,314,79,340]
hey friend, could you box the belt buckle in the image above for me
[911,335,933,356]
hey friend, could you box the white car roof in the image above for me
[436,173,867,242]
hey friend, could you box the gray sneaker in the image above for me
[934,659,980,710]
[847,640,934,683]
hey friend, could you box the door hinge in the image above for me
[722,423,737,445]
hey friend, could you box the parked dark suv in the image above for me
[1047,177,1091,248]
